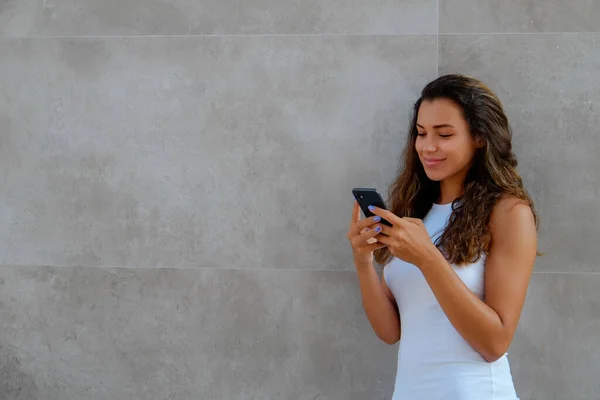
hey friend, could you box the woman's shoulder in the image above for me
[488,195,536,238]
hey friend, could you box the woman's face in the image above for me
[415,98,479,183]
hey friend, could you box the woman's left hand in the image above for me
[368,206,440,267]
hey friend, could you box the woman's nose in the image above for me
[423,143,437,152]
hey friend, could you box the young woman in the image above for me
[347,74,538,399]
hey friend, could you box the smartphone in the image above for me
[352,188,393,227]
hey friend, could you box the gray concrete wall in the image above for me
[0,1,598,399]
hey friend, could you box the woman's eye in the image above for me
[417,132,426,136]
[439,134,453,138]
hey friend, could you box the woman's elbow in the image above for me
[482,351,504,363]
[377,332,400,345]
[481,339,510,363]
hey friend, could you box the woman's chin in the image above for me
[423,170,447,182]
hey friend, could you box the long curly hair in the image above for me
[374,74,539,267]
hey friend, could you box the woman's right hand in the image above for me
[347,201,388,267]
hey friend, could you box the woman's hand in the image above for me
[347,201,388,267]
[367,205,439,267]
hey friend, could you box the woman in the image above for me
[347,74,538,399]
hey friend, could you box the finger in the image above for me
[373,233,393,246]
[358,225,383,243]
[358,231,387,247]
[367,206,404,227]
[356,215,384,231]
[402,217,423,226]
[351,216,382,237]
[365,241,387,252]
[352,201,360,224]
[376,224,394,236]
[349,201,362,235]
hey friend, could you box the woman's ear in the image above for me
[475,137,486,148]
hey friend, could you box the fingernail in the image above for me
[368,205,375,211]
[375,226,382,232]
[373,216,381,222]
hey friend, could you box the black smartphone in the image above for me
[352,188,393,227]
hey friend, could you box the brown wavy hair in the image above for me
[374,74,539,267]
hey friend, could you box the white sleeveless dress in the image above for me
[383,202,519,400]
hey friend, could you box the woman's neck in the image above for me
[439,177,464,204]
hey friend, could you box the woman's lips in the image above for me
[423,157,445,167]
